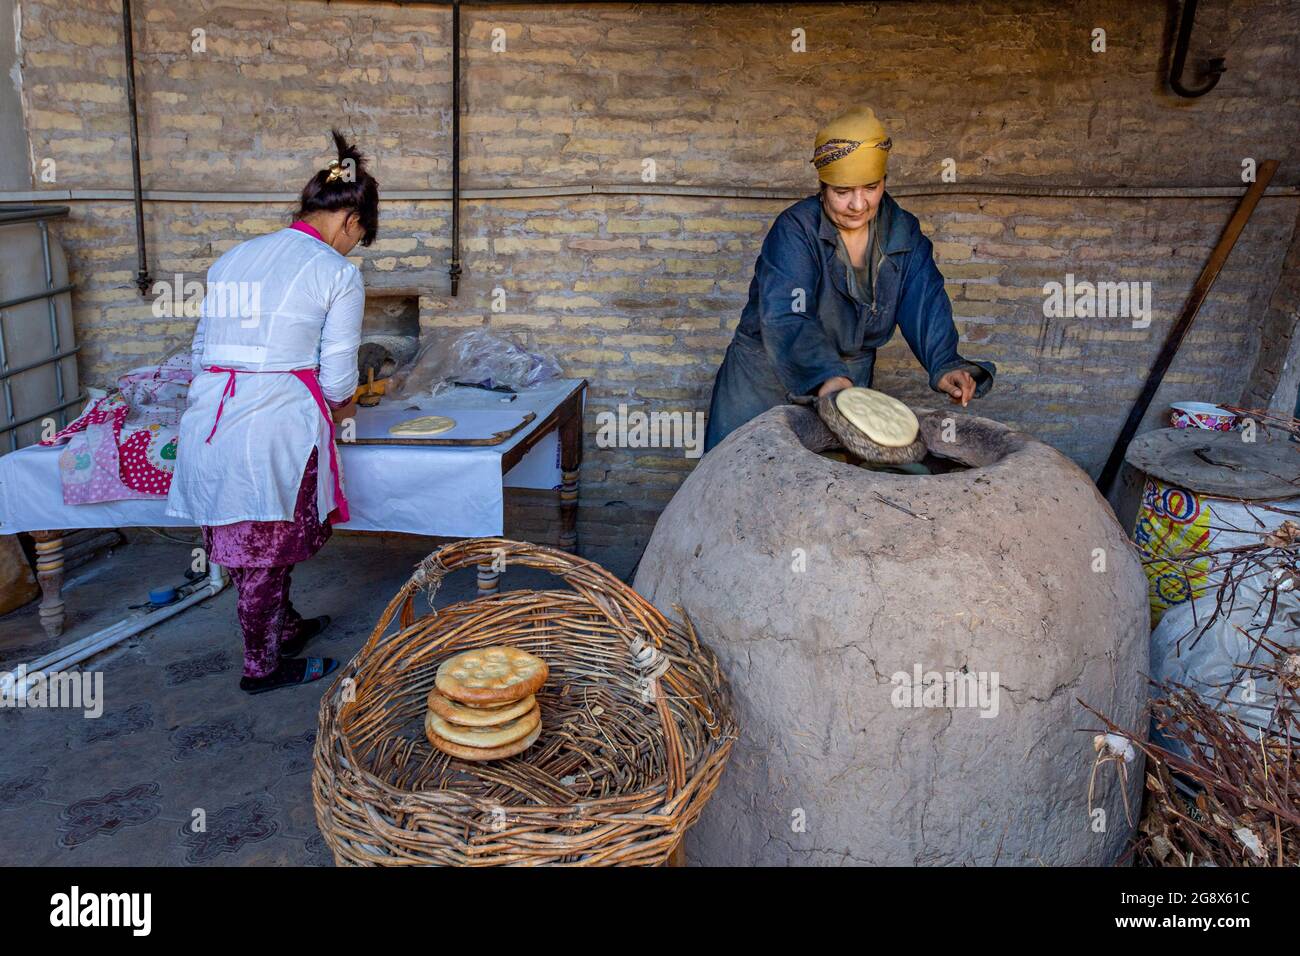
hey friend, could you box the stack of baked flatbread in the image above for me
[425,646,548,761]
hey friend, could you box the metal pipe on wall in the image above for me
[106,0,1240,303]
[120,0,152,295]
[8,184,1295,204]
[450,0,462,295]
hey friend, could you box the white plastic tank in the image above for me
[0,205,81,450]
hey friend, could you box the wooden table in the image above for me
[470,379,585,597]
[22,379,587,637]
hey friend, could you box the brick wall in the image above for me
[9,0,1300,552]
[1242,203,1300,416]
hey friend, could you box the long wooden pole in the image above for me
[1096,159,1278,494]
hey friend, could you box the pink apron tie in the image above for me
[204,367,239,444]
[202,365,350,525]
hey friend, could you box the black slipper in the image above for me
[240,657,338,695]
[280,615,331,659]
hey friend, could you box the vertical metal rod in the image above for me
[121,0,152,295]
[449,0,462,296]
[0,308,15,451]
[38,221,67,427]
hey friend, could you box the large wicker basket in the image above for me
[312,538,738,866]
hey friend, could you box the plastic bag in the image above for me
[1150,560,1300,757]
[387,328,561,402]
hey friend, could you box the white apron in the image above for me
[166,227,364,526]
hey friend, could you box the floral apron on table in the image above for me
[40,355,191,504]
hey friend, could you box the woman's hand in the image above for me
[330,400,357,425]
[816,376,853,397]
[936,369,977,407]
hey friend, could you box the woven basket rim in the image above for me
[313,539,738,864]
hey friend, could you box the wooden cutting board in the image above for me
[347,406,536,446]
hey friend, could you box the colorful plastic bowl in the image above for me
[1169,402,1239,431]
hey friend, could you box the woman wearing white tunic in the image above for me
[167,131,378,694]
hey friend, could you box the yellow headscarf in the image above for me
[811,107,891,186]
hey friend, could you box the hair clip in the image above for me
[325,159,345,183]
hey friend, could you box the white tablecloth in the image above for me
[0,380,582,539]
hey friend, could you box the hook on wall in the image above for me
[1168,0,1225,98]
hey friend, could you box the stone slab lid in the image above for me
[1124,427,1300,499]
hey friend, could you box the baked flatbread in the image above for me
[426,719,542,762]
[426,704,541,749]
[427,688,537,727]
[388,415,456,437]
[435,645,549,705]
[833,387,919,448]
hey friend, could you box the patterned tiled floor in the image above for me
[0,534,628,866]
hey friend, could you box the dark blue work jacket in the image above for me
[703,192,995,450]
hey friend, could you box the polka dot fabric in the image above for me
[44,356,191,505]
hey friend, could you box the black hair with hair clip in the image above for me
[295,129,380,247]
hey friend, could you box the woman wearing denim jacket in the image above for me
[704,107,995,451]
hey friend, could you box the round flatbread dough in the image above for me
[427,688,537,727]
[426,703,540,749]
[426,719,543,762]
[833,387,919,448]
[435,645,549,705]
[388,415,456,437]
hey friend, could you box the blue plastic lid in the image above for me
[148,587,177,606]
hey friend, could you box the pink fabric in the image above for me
[204,367,239,443]
[204,447,326,678]
[201,365,350,525]
[227,565,302,678]
[290,220,326,243]
[287,368,350,525]
[41,355,192,504]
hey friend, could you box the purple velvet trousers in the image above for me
[224,567,303,678]
[201,448,332,678]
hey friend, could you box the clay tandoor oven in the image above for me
[634,405,1148,866]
